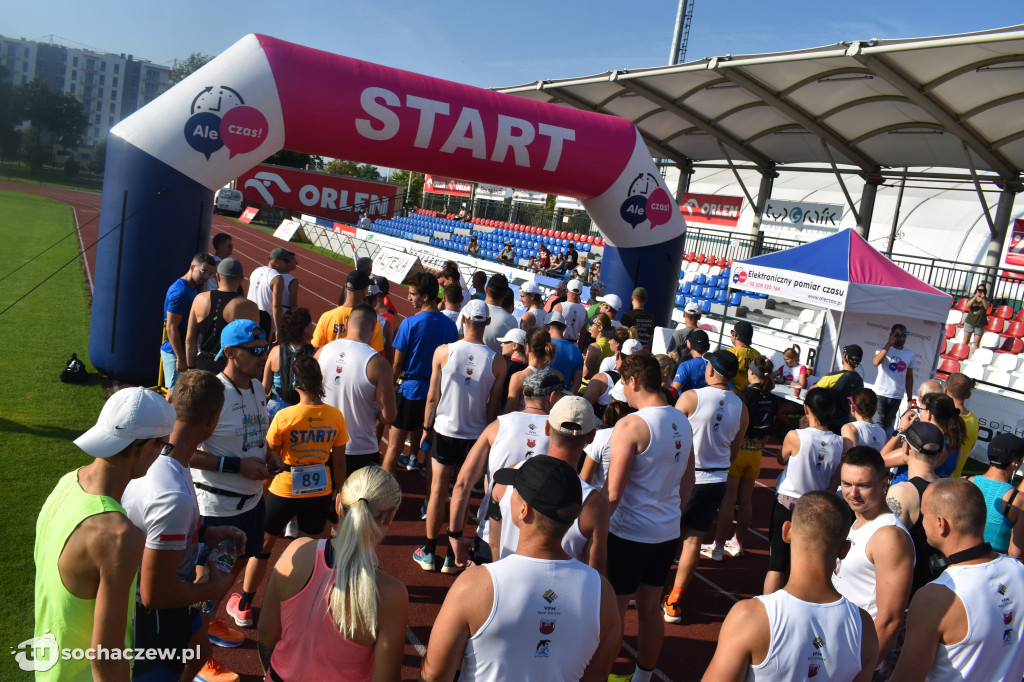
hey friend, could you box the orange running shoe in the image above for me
[207,616,244,647]
[194,656,240,682]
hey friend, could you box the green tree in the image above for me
[168,52,214,87]
[390,169,424,206]
[89,137,107,175]
[264,150,323,169]
[324,159,382,180]
[50,91,87,149]
[14,77,87,154]
[21,126,43,171]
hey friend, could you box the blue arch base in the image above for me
[89,136,214,385]
[599,232,686,330]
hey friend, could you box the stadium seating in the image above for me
[936,358,960,379]
[941,343,970,361]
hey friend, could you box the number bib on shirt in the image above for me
[291,463,329,496]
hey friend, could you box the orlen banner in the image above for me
[424,175,473,197]
[90,33,685,384]
[238,164,399,224]
[1005,218,1024,268]
[679,193,743,227]
[731,263,848,309]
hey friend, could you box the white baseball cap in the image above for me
[597,294,623,312]
[620,339,643,356]
[684,301,701,315]
[74,387,176,458]
[521,281,541,294]
[497,328,527,346]
[567,279,583,293]
[461,298,490,322]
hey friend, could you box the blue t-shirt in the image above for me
[394,311,458,400]
[672,356,707,391]
[549,338,584,386]
[160,278,198,355]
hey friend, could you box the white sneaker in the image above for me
[700,543,723,561]
[284,519,299,539]
[724,539,743,557]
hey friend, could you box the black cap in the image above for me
[703,349,739,379]
[373,275,390,296]
[843,344,864,363]
[493,456,583,522]
[732,320,754,343]
[989,433,1024,466]
[688,329,710,353]
[902,421,944,456]
[346,270,371,290]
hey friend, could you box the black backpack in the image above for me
[745,389,779,436]
[60,353,88,384]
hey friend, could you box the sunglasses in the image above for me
[894,332,908,338]
[155,438,175,455]
[236,344,271,357]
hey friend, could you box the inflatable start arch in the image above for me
[92,34,686,383]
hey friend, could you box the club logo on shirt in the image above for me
[998,583,1008,596]
[672,423,678,430]
[540,620,555,634]
[527,438,537,447]
[467,368,474,375]
[674,451,681,463]
[536,639,551,657]
[542,589,558,603]
[808,664,819,677]
[529,423,537,431]
[675,440,681,449]
[1004,629,1014,645]
[468,354,475,362]
[1004,609,1015,625]
[465,377,472,385]
[813,636,824,649]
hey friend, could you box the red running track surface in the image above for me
[6,180,788,681]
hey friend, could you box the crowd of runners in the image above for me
[33,235,1024,682]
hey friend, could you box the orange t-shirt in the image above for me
[266,403,348,498]
[312,306,383,351]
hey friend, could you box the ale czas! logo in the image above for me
[185,86,269,160]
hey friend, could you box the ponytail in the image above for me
[750,356,775,394]
[328,466,401,640]
[525,327,554,364]
[922,393,965,455]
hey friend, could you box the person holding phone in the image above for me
[872,324,918,438]
[962,284,991,350]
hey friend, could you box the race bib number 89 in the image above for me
[291,463,329,496]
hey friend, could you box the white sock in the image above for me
[632,664,654,682]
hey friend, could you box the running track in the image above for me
[6,180,790,681]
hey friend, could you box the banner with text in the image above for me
[373,248,421,284]
[424,175,474,197]
[731,263,848,309]
[679,193,743,227]
[237,164,400,224]
[763,199,843,231]
[239,206,259,223]
[1005,218,1024,269]
[273,218,302,242]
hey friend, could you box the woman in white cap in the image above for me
[518,281,547,331]
[504,327,562,413]
[498,327,529,403]
[583,337,643,420]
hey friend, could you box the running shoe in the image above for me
[700,543,724,562]
[420,499,429,520]
[662,594,683,624]
[194,656,240,682]
[406,456,423,472]
[607,675,634,682]
[441,555,464,575]
[413,546,438,572]
[225,593,253,628]
[397,454,412,469]
[207,617,244,647]
[724,538,743,557]
[283,518,299,539]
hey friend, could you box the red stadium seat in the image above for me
[995,337,1024,355]
[1016,310,1024,323]
[586,235,595,244]
[1000,321,1024,339]
[695,254,707,264]
[941,343,970,361]
[936,358,960,379]
[945,324,956,339]
[994,305,1015,319]
[954,298,970,312]
[684,251,696,261]
[715,257,729,267]
[985,318,1006,334]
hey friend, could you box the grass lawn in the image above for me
[0,190,107,676]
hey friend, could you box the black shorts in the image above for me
[681,481,728,533]
[607,533,679,595]
[201,496,266,559]
[433,433,476,467]
[767,499,795,573]
[393,394,427,432]
[347,452,380,474]
[264,491,333,537]
[132,604,202,677]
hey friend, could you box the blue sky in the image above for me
[6,1,1018,88]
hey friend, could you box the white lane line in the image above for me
[621,641,672,682]
[694,571,740,603]
[406,627,427,656]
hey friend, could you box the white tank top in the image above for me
[583,428,613,490]
[690,386,745,484]
[476,413,550,545]
[461,554,601,682]
[282,273,296,309]
[776,428,845,499]
[496,465,595,562]
[559,301,586,340]
[925,555,1024,682]
[852,420,886,450]
[247,265,281,314]
[318,339,379,456]
[435,340,497,440]
[748,590,864,682]
[608,405,692,543]
[527,307,547,330]
[832,513,913,618]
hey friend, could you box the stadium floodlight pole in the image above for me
[668,0,694,65]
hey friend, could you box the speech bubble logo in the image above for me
[645,188,673,228]
[620,195,647,228]
[184,112,224,160]
[221,106,269,159]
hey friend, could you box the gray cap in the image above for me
[217,257,243,278]
[546,310,567,327]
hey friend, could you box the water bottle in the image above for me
[209,539,237,574]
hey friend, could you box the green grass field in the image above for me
[0,189,107,676]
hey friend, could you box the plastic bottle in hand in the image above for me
[209,539,237,574]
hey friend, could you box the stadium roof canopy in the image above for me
[496,25,1024,182]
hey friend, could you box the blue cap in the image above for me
[216,319,267,360]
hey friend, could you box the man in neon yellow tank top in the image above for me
[31,387,175,681]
